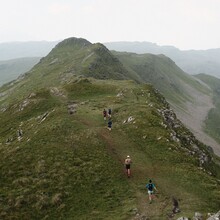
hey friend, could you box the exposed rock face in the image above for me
[207,211,220,220]
[177,217,189,220]
[177,211,220,220]
[193,212,203,220]
[158,105,212,168]
[68,103,77,114]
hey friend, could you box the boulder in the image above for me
[207,211,220,220]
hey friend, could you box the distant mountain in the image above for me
[0,41,59,60]
[0,41,60,86]
[0,37,130,102]
[104,41,220,78]
[0,57,41,86]
[112,51,210,104]
[0,37,220,219]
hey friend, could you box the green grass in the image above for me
[113,51,211,106]
[0,38,220,219]
[1,79,219,219]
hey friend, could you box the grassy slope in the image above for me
[195,74,220,143]
[0,57,41,86]
[0,38,130,105]
[0,78,220,220]
[112,51,211,105]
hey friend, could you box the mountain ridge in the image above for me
[0,37,220,219]
[104,41,220,78]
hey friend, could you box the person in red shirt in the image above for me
[103,109,107,121]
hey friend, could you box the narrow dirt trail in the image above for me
[98,128,173,220]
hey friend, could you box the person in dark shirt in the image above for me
[107,118,112,130]
[146,179,157,203]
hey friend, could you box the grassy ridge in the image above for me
[112,51,211,105]
[0,79,220,219]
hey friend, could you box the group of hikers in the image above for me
[124,155,157,203]
[102,108,157,204]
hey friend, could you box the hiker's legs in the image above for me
[125,169,130,177]
[127,168,131,177]
[125,165,131,177]
[148,191,153,202]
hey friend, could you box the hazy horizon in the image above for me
[1,0,220,50]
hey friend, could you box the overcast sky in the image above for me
[0,0,220,50]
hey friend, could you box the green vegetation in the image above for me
[112,51,211,106]
[0,38,220,219]
[0,57,40,86]
[0,79,220,219]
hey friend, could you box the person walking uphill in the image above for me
[107,118,112,130]
[108,108,112,118]
[103,109,107,121]
[124,155,132,178]
[146,179,157,203]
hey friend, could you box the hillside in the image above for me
[0,41,59,60]
[0,37,220,219]
[195,74,220,143]
[0,41,59,86]
[112,51,211,104]
[111,51,220,156]
[104,42,220,78]
[0,38,131,105]
[0,57,41,86]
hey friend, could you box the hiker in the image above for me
[107,118,112,130]
[108,108,112,118]
[103,109,107,121]
[17,129,23,137]
[146,179,157,203]
[17,129,23,141]
[124,155,132,177]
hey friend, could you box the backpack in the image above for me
[125,158,131,165]
[148,183,153,191]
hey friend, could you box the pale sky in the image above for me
[0,0,220,50]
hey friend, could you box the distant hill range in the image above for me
[0,41,59,86]
[0,57,41,86]
[1,40,220,86]
[0,41,59,60]
[104,41,220,78]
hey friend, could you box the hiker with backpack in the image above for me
[146,179,157,203]
[107,118,112,130]
[124,155,132,178]
[108,108,112,118]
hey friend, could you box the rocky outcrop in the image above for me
[207,211,220,220]
[158,106,212,168]
[68,102,77,115]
